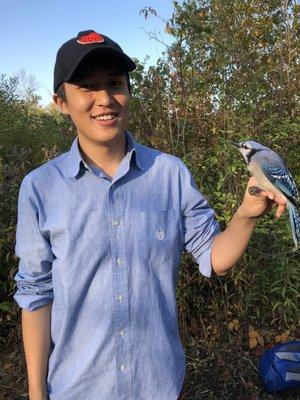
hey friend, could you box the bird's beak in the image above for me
[228,140,240,148]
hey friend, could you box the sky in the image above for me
[0,0,179,106]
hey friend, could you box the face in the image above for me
[238,142,254,164]
[54,67,130,146]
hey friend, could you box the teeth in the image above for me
[93,113,117,121]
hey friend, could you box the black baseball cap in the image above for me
[53,30,136,92]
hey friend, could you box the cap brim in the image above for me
[64,47,136,83]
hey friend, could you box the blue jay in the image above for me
[231,140,300,249]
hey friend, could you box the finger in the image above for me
[268,192,275,201]
[262,191,287,205]
[261,190,275,201]
[275,203,286,218]
[274,195,287,205]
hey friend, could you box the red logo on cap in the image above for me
[77,32,105,45]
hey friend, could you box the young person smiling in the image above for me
[54,55,131,180]
[13,30,287,400]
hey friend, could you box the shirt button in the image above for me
[156,229,165,240]
[112,219,120,227]
[117,295,124,302]
[116,257,123,266]
[120,364,126,371]
[119,329,125,337]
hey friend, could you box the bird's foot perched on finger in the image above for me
[248,186,262,196]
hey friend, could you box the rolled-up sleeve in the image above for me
[179,162,220,277]
[13,175,54,311]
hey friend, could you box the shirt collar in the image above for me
[66,130,146,178]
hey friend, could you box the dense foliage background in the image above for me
[1,1,299,399]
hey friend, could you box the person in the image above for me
[13,30,287,400]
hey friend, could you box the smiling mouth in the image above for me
[92,112,119,121]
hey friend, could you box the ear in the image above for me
[53,93,70,115]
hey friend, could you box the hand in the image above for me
[237,176,287,219]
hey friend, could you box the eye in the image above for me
[81,83,94,90]
[110,80,123,88]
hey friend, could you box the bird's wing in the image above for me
[261,164,299,207]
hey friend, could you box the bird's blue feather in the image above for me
[288,205,300,249]
[261,164,298,206]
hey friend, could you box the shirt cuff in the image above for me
[195,238,215,278]
[13,292,53,311]
[13,270,54,311]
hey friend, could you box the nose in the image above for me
[94,88,114,107]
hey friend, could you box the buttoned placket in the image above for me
[108,180,133,399]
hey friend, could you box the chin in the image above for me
[90,130,125,143]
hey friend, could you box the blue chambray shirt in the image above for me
[13,130,220,400]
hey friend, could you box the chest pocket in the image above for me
[128,208,184,263]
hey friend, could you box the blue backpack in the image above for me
[259,341,300,393]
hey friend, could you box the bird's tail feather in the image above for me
[288,203,300,250]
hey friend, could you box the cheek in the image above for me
[68,98,94,121]
[117,94,130,114]
[77,95,94,110]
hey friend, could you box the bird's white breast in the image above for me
[247,162,288,201]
